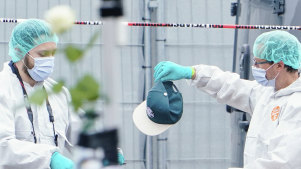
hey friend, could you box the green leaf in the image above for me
[70,75,100,111]
[52,81,64,93]
[64,45,84,62]
[29,89,47,105]
[85,31,101,51]
[70,88,83,111]
[78,75,99,100]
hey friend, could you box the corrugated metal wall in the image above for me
[160,1,234,168]
[0,0,236,169]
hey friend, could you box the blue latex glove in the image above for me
[50,152,74,169]
[117,148,125,165]
[154,61,193,82]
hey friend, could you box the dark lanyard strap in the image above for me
[9,61,58,146]
[46,97,58,146]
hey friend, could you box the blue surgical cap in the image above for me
[8,19,59,63]
[253,30,301,69]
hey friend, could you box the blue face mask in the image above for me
[23,53,55,82]
[251,64,279,87]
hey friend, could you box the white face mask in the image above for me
[23,53,55,82]
[251,64,279,87]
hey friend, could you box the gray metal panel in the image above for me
[284,0,301,39]
[26,0,38,18]
[161,0,235,168]
[0,1,6,64]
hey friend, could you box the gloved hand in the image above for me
[154,61,193,82]
[50,152,74,169]
[117,148,125,165]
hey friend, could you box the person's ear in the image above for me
[14,47,22,56]
[277,61,285,70]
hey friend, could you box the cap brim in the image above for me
[132,101,172,136]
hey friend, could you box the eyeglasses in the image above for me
[253,59,274,65]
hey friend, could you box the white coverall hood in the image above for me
[274,79,301,97]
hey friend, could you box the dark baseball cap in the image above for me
[133,81,183,136]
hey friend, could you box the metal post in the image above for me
[230,0,244,167]
[155,0,167,169]
[156,1,166,60]
[232,0,241,73]
[158,133,168,169]
[144,0,153,169]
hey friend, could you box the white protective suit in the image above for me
[0,62,73,169]
[190,64,301,169]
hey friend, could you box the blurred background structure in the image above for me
[1,0,301,168]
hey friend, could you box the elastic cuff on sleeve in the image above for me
[191,67,196,79]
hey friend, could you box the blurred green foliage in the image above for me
[70,75,100,111]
